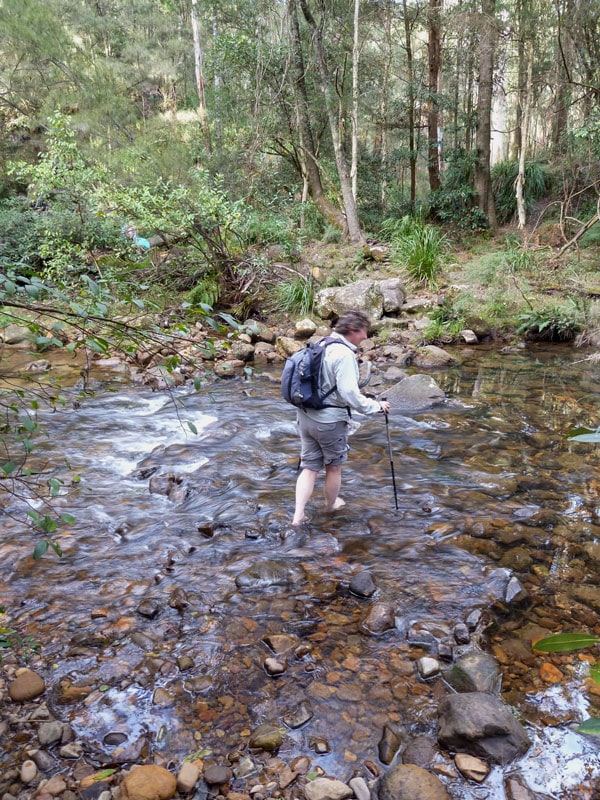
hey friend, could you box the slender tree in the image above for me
[474,0,498,230]
[298,0,364,241]
[287,0,346,231]
[427,0,442,192]
[191,0,212,150]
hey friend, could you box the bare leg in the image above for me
[324,464,345,512]
[293,468,318,525]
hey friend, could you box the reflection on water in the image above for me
[3,343,600,797]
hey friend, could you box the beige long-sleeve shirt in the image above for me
[300,333,381,422]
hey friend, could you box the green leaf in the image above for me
[533,633,600,652]
[187,421,198,435]
[33,540,49,559]
[48,478,62,497]
[570,432,600,443]
[590,665,600,684]
[93,769,117,781]
[20,418,37,433]
[576,718,600,735]
[40,516,58,534]
[60,513,76,524]
[1,462,17,476]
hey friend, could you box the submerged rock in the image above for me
[235,560,306,590]
[349,571,377,598]
[361,602,396,634]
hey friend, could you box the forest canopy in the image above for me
[0,0,598,250]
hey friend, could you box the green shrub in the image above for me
[505,241,538,273]
[274,275,315,315]
[423,298,467,343]
[322,225,342,244]
[384,216,446,289]
[430,186,489,230]
[242,210,298,255]
[517,301,584,342]
[491,159,550,225]
[184,277,220,309]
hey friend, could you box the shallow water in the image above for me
[3,343,600,797]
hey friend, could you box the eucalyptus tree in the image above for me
[297,0,364,240]
[474,0,498,230]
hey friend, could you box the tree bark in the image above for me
[379,0,393,212]
[516,47,533,229]
[191,0,211,151]
[287,0,346,232]
[427,0,441,192]
[474,0,497,232]
[351,0,360,200]
[299,0,364,242]
[402,0,416,205]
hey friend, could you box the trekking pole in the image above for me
[383,401,399,511]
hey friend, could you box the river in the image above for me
[2,342,600,799]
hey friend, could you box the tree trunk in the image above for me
[299,0,364,242]
[380,0,393,212]
[287,0,346,232]
[402,0,416,206]
[191,0,211,151]
[474,0,497,232]
[512,3,525,160]
[351,0,360,200]
[552,0,570,151]
[427,0,441,192]
[516,48,533,229]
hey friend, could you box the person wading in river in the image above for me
[292,310,390,526]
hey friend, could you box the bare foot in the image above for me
[291,516,308,526]
[326,497,346,513]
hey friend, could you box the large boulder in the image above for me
[315,280,384,323]
[437,692,531,765]
[377,764,450,800]
[412,345,457,368]
[379,278,406,314]
[383,374,445,412]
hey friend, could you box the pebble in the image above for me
[348,776,370,800]
[8,669,45,702]
[304,778,353,800]
[454,753,490,783]
[176,761,200,793]
[20,760,38,784]
[38,721,64,746]
[417,656,440,679]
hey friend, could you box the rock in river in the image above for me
[121,764,177,800]
[377,764,450,800]
[235,560,306,591]
[9,669,46,702]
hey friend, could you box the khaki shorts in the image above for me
[297,413,348,471]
